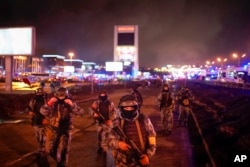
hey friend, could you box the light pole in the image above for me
[232,53,246,67]
[217,57,222,68]
[68,52,74,65]
[222,58,227,68]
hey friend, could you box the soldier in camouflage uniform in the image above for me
[157,84,175,135]
[177,87,193,127]
[40,87,84,167]
[91,90,117,155]
[27,87,48,154]
[107,95,156,167]
[131,87,143,112]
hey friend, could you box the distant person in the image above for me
[107,95,156,166]
[40,80,45,89]
[177,87,193,127]
[157,84,175,135]
[156,78,163,88]
[131,86,143,111]
[50,80,56,94]
[91,90,117,155]
[27,88,48,154]
[40,87,84,167]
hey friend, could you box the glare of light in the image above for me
[232,53,238,58]
[68,52,74,59]
[68,52,74,65]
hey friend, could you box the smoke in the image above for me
[4,0,248,67]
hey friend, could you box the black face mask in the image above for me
[99,95,108,101]
[121,110,138,119]
[120,105,138,119]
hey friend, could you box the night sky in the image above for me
[1,0,250,67]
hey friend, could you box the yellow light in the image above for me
[117,26,135,32]
[232,53,238,58]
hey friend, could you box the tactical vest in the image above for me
[161,92,172,108]
[98,100,111,120]
[122,114,148,152]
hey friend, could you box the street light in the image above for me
[232,53,246,67]
[217,57,227,68]
[68,52,74,65]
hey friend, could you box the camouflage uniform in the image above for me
[178,87,193,127]
[91,92,117,154]
[107,95,156,167]
[157,90,175,134]
[40,87,84,167]
[27,88,48,153]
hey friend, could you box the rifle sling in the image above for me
[135,119,145,151]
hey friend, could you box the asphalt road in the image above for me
[0,85,194,167]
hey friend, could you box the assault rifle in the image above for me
[93,109,106,123]
[112,125,148,166]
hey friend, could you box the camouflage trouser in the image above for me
[178,105,191,126]
[160,107,173,131]
[45,126,72,166]
[33,125,46,152]
[96,123,111,152]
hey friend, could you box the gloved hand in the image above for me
[139,154,150,166]
[105,119,112,127]
[118,141,131,151]
[28,111,35,116]
[42,118,49,125]
[93,112,99,118]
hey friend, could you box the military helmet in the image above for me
[119,95,139,119]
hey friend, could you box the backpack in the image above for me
[50,97,72,129]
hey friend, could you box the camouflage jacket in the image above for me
[107,113,156,166]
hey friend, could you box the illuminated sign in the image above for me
[0,27,35,56]
[116,46,135,61]
[64,66,75,73]
[117,26,135,32]
[43,55,65,59]
[105,62,123,71]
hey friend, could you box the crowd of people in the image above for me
[27,81,193,167]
